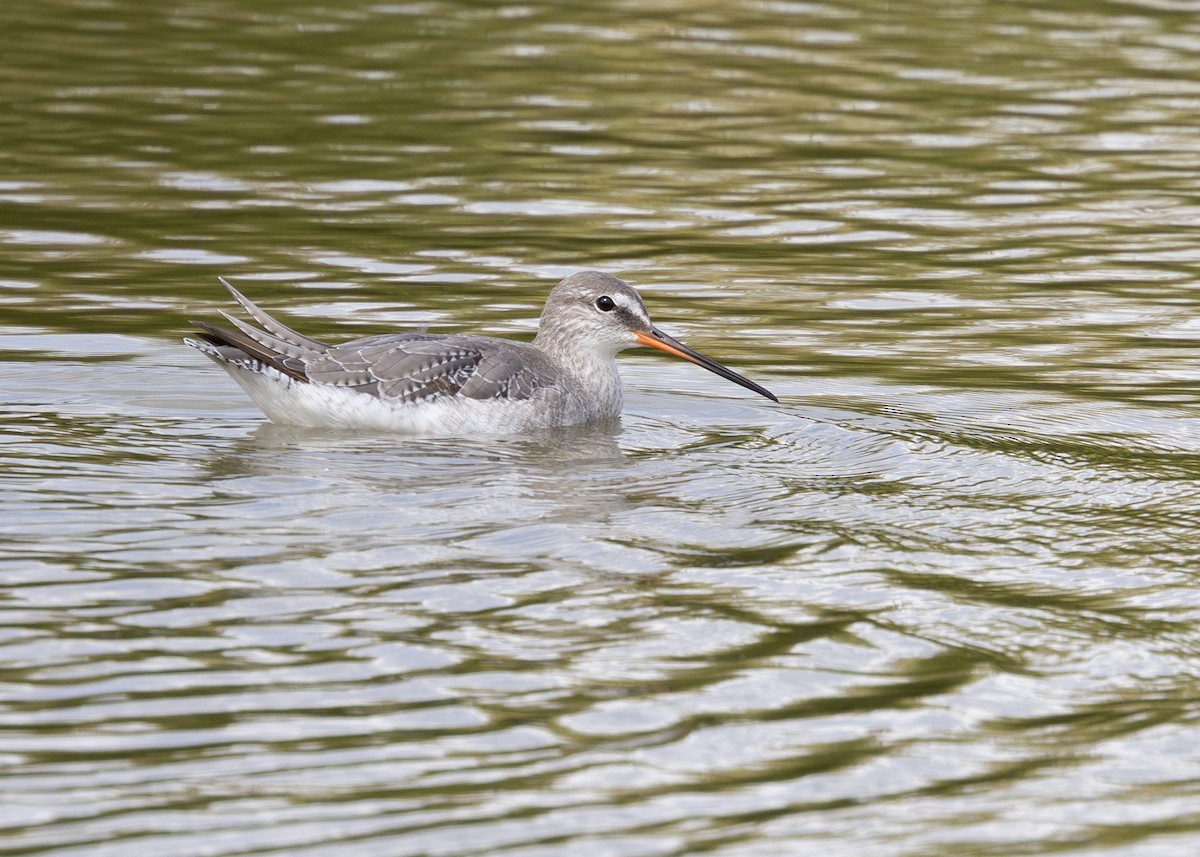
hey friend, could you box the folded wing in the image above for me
[188,282,553,404]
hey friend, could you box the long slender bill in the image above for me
[634,328,778,402]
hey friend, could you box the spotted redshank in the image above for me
[185,271,777,433]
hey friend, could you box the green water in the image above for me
[5,1,1200,855]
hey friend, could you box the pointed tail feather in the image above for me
[218,277,329,352]
[218,309,317,361]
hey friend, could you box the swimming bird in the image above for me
[185,271,777,434]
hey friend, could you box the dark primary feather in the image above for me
[190,319,309,382]
[191,285,556,405]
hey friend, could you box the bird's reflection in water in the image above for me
[200,417,629,504]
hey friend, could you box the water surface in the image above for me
[5,1,1200,855]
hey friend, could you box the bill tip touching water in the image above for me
[184,271,778,434]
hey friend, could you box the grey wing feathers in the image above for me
[310,336,552,403]
[309,337,484,401]
[460,351,546,400]
[188,280,553,404]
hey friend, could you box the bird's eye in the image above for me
[595,295,616,312]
